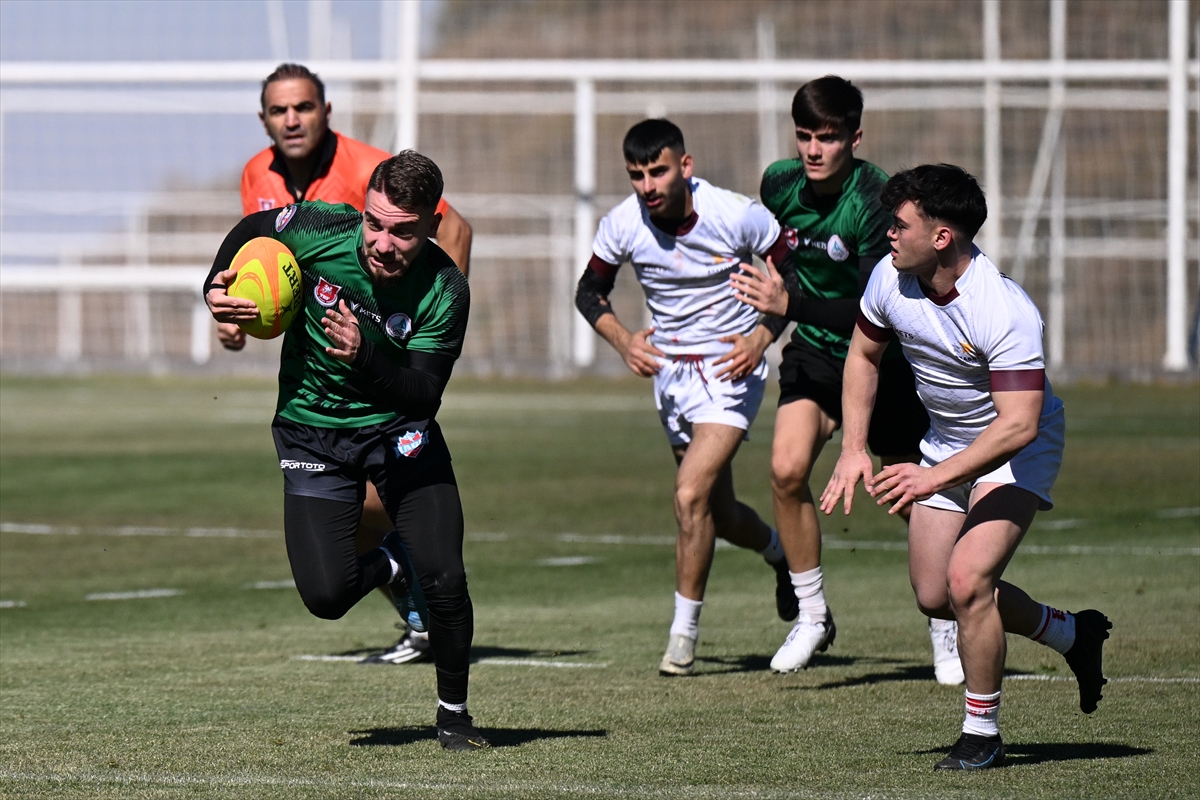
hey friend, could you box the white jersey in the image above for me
[592,177,781,356]
[858,247,1063,455]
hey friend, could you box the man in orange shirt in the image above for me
[230,63,473,666]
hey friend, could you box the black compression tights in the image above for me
[283,478,473,705]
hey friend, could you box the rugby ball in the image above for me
[227,237,303,339]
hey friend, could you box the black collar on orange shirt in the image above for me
[268,130,339,202]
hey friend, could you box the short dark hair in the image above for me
[880,164,988,241]
[791,75,864,133]
[368,150,444,212]
[622,119,685,165]
[260,63,326,110]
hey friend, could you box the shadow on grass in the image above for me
[350,726,607,749]
[908,741,1152,765]
[695,652,906,676]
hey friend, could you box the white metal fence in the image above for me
[0,0,1196,378]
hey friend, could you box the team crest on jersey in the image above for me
[385,313,414,342]
[784,227,799,250]
[314,277,341,307]
[258,198,275,212]
[275,204,297,232]
[394,429,426,458]
[826,234,850,262]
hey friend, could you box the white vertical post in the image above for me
[980,0,1003,262]
[548,209,573,378]
[265,0,290,60]
[126,207,151,360]
[1048,137,1066,368]
[1045,0,1066,369]
[1163,0,1190,370]
[191,300,212,365]
[57,290,82,361]
[307,0,331,60]
[572,77,597,369]
[394,0,420,153]
[756,16,779,173]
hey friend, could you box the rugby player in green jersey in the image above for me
[732,77,959,681]
[204,151,487,751]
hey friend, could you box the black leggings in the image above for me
[283,466,473,705]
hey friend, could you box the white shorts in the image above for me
[917,403,1065,513]
[654,353,768,447]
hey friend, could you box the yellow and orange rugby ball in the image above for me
[227,237,303,339]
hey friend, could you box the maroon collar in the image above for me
[650,211,699,237]
[920,280,960,306]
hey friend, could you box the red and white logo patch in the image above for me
[314,277,341,307]
[275,204,297,232]
[395,430,426,458]
[784,227,799,250]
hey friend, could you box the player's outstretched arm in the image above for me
[437,202,473,278]
[731,254,791,317]
[820,327,887,515]
[575,262,663,377]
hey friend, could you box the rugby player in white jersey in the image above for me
[821,164,1112,770]
[575,119,795,675]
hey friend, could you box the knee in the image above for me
[946,566,991,613]
[770,453,812,499]
[912,582,951,618]
[298,584,354,620]
[673,482,708,524]
[422,567,470,615]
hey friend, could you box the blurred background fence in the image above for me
[0,0,1197,380]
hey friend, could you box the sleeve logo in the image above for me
[385,313,414,342]
[314,276,341,307]
[275,204,297,232]
[394,429,426,458]
[826,234,850,262]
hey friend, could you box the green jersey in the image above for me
[267,201,469,429]
[759,158,890,359]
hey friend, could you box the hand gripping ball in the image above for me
[227,237,303,339]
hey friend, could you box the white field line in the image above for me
[244,580,296,590]
[536,556,600,566]
[0,769,873,799]
[84,589,183,601]
[1007,674,1200,684]
[1,522,277,538]
[293,655,608,669]
[1157,507,1200,518]
[293,655,362,662]
[0,600,27,609]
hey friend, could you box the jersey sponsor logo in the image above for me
[385,312,413,342]
[347,301,381,325]
[275,204,297,232]
[797,233,851,262]
[258,197,275,212]
[279,459,326,471]
[394,429,426,458]
[784,227,799,250]
[958,341,980,363]
[314,277,341,307]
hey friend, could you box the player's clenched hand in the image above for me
[206,267,259,323]
[820,450,876,516]
[713,325,771,382]
[730,255,788,317]
[622,327,665,377]
[217,322,247,351]
[322,300,361,364]
[868,462,938,515]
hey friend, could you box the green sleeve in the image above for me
[408,265,470,358]
[271,202,361,265]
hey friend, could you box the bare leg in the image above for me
[671,423,760,601]
[770,400,838,573]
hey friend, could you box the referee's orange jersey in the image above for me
[240,131,448,217]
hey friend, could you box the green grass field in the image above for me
[1,375,1197,799]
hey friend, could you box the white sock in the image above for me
[379,545,403,584]
[670,592,703,639]
[438,699,467,713]
[757,528,785,564]
[1030,604,1076,654]
[962,690,1002,737]
[790,567,826,622]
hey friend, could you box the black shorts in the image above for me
[271,415,453,505]
[777,339,929,457]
